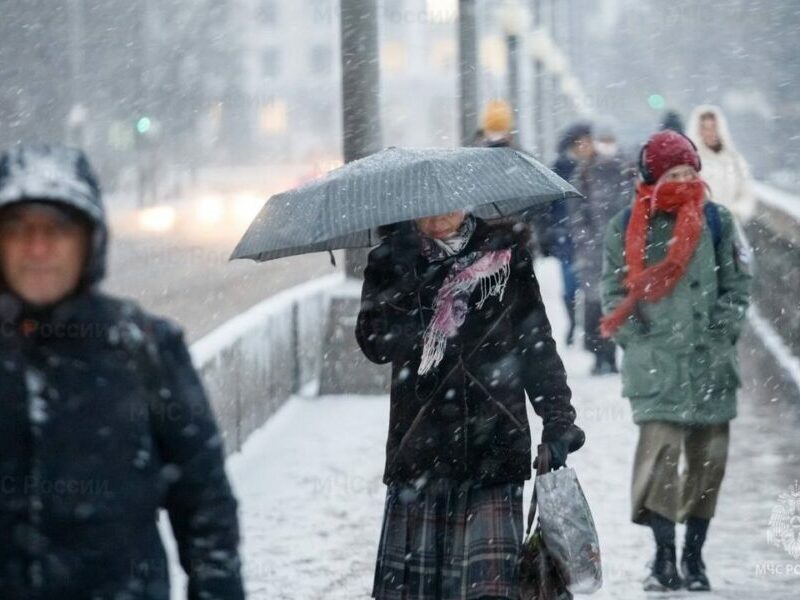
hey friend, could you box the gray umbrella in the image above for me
[231,146,581,262]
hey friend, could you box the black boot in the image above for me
[601,343,618,373]
[590,355,605,376]
[643,513,683,591]
[644,544,683,591]
[682,517,711,591]
[591,351,617,376]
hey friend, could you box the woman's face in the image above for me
[415,211,467,240]
[659,164,699,183]
[699,116,720,149]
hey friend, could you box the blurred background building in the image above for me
[1,0,798,201]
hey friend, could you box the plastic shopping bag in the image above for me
[519,445,602,598]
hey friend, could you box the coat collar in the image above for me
[0,289,100,331]
[465,218,522,254]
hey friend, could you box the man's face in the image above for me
[415,211,467,240]
[0,203,90,306]
[595,136,618,158]
[699,116,720,149]
[571,135,595,160]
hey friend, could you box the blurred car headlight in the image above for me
[138,205,176,233]
[196,195,226,226]
[233,193,265,228]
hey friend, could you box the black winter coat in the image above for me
[356,219,576,486]
[0,291,243,599]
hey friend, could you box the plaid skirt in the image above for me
[372,480,524,600]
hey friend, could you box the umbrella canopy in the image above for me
[231,146,581,262]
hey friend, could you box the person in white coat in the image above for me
[687,105,756,223]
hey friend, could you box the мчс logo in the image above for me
[767,481,800,560]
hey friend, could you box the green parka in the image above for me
[601,201,752,424]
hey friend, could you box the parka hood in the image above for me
[687,104,737,154]
[0,144,108,289]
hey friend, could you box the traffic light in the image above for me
[648,94,666,110]
[136,117,152,135]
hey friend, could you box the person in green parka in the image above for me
[600,130,752,593]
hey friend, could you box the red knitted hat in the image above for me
[640,130,701,183]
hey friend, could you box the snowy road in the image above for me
[103,231,339,342]
[173,258,800,599]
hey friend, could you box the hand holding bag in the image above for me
[519,445,572,600]
[519,445,602,598]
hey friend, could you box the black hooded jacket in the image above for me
[0,145,243,599]
[356,218,577,486]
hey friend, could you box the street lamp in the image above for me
[498,0,529,141]
[339,0,382,279]
[528,27,554,61]
[527,24,552,157]
[320,0,387,397]
[498,0,527,36]
[458,0,479,145]
[545,46,567,76]
[67,0,86,147]
[560,74,580,97]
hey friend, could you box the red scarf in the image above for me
[600,180,706,338]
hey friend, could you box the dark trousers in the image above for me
[584,299,616,361]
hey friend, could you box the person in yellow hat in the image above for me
[474,99,516,148]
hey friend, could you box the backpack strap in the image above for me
[704,202,723,249]
[621,206,632,234]
[620,202,722,249]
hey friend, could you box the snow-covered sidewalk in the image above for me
[180,259,800,599]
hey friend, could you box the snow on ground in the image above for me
[169,258,800,599]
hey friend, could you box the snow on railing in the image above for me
[753,181,800,222]
[747,181,800,392]
[190,272,345,453]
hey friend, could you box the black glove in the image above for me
[387,225,423,299]
[369,226,422,308]
[535,424,585,472]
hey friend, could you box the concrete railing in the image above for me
[189,273,345,453]
[748,182,800,360]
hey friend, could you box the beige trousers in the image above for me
[631,421,730,524]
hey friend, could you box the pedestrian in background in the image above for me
[0,145,244,599]
[550,121,593,346]
[569,120,634,374]
[601,131,752,592]
[473,99,516,148]
[688,104,756,223]
[472,100,555,258]
[660,109,685,134]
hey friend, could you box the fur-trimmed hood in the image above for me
[687,104,738,154]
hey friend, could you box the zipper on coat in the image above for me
[23,363,46,596]
[461,358,468,469]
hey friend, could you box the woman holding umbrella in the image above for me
[357,209,585,599]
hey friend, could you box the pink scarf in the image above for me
[418,248,512,375]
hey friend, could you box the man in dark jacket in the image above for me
[569,122,635,374]
[549,121,593,346]
[0,145,244,599]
